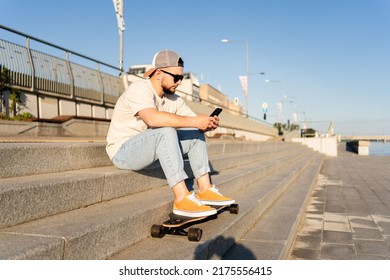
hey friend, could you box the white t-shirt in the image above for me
[106,79,196,160]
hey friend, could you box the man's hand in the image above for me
[196,114,219,132]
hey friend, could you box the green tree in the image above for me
[0,67,22,117]
[274,122,284,136]
[0,67,7,114]
[9,88,22,117]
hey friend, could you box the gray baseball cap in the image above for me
[143,50,184,77]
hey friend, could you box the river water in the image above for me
[369,142,390,156]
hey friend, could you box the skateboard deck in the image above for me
[151,203,239,242]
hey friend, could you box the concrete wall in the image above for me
[0,119,110,137]
[292,136,338,156]
[13,90,114,120]
[346,140,370,156]
[59,100,76,116]
[39,96,58,118]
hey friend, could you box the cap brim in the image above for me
[143,68,156,77]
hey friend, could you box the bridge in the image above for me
[341,135,390,142]
[340,135,389,155]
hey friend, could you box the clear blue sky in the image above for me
[1,0,389,135]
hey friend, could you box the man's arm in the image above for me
[137,108,218,131]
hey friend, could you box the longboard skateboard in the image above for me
[151,203,239,242]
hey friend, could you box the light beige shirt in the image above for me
[106,79,196,160]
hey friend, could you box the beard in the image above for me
[162,84,177,95]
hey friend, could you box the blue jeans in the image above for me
[112,127,210,188]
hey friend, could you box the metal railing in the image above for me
[0,25,273,128]
[0,24,124,105]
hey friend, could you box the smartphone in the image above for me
[210,108,223,117]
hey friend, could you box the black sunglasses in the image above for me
[160,70,184,83]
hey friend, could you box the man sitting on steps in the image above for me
[106,49,235,218]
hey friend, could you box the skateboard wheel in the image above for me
[188,228,202,242]
[229,204,239,214]
[151,224,165,238]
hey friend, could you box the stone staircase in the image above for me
[0,140,324,260]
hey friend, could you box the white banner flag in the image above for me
[276,102,283,112]
[293,112,298,123]
[113,0,125,33]
[239,76,248,97]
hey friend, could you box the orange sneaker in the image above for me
[197,185,235,206]
[173,192,217,218]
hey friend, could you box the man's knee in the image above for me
[156,127,178,139]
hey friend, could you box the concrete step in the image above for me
[0,142,111,178]
[0,144,315,259]
[0,141,297,178]
[109,151,321,259]
[0,141,306,229]
[222,154,324,260]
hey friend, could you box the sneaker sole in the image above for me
[173,208,217,218]
[200,199,236,206]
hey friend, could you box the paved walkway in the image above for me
[288,143,390,260]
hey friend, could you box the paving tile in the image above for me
[354,240,390,256]
[322,230,354,245]
[353,228,384,240]
[325,205,347,213]
[289,248,320,260]
[324,212,349,223]
[323,220,351,232]
[349,217,378,229]
[320,244,357,260]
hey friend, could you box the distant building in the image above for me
[199,84,242,116]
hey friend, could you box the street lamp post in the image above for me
[283,95,298,127]
[296,105,306,129]
[221,39,249,116]
[113,0,125,75]
[265,79,284,123]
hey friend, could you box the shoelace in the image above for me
[187,192,203,206]
[210,185,223,196]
